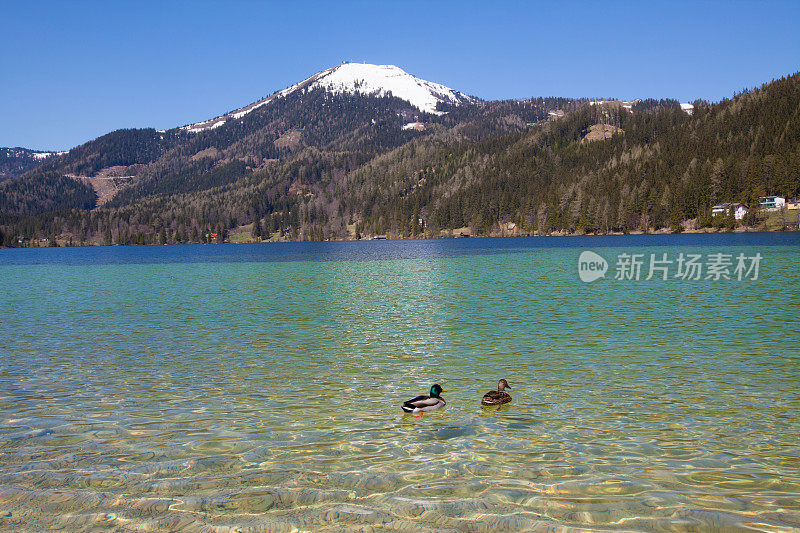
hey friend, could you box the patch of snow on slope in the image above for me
[680,103,694,115]
[33,151,67,159]
[1,148,67,159]
[231,102,267,119]
[182,119,227,133]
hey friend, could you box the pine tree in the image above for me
[251,219,262,240]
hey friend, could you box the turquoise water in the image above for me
[1,234,799,532]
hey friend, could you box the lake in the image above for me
[1,233,799,532]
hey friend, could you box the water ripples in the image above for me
[1,241,799,531]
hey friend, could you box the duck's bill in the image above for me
[441,389,448,392]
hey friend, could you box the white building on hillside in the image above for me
[712,203,748,220]
[759,196,786,211]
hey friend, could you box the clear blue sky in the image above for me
[2,0,798,151]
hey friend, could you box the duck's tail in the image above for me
[401,403,422,414]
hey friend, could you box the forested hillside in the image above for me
[1,72,797,246]
[354,73,799,236]
[0,148,62,182]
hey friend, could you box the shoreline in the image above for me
[4,226,799,249]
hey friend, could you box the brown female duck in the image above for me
[481,379,512,406]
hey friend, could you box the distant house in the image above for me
[787,198,800,210]
[712,203,748,220]
[759,196,786,211]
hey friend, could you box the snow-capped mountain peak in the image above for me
[304,62,473,114]
[182,62,475,133]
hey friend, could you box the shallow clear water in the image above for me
[1,234,799,532]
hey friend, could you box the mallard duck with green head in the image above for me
[402,384,446,416]
[481,379,512,406]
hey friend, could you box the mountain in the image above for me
[0,148,67,182]
[181,62,477,133]
[1,65,797,246]
[2,62,559,218]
